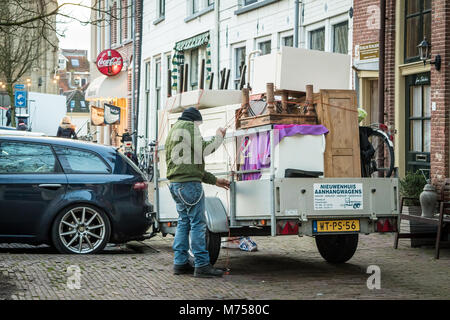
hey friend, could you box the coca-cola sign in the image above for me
[96,49,123,76]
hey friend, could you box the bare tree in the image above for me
[0,0,127,127]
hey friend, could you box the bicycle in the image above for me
[137,139,156,181]
[359,123,395,178]
[116,130,140,165]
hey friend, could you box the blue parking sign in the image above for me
[14,90,27,108]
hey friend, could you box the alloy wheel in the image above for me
[58,206,106,254]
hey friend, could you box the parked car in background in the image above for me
[0,136,153,254]
[0,126,46,137]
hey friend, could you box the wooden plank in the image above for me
[316,90,361,177]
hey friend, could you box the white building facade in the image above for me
[138,0,353,141]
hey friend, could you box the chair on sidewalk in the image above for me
[394,179,450,259]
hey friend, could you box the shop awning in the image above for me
[174,31,210,51]
[85,71,128,101]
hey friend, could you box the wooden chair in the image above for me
[394,179,450,259]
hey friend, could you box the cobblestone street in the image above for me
[0,233,449,300]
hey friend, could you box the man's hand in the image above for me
[216,178,230,190]
[216,127,227,137]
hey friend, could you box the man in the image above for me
[165,107,230,278]
[5,106,11,126]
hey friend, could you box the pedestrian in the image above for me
[17,119,28,131]
[5,106,11,126]
[165,107,230,278]
[57,116,78,139]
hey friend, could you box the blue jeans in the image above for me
[169,182,210,268]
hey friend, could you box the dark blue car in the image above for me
[0,136,153,254]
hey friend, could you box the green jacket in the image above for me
[165,120,222,185]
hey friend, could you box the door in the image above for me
[316,90,361,177]
[0,140,67,238]
[405,73,431,179]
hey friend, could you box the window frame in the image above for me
[53,146,112,175]
[309,27,326,52]
[0,140,63,175]
[332,20,349,54]
[234,45,246,89]
[404,0,432,63]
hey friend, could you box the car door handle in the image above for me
[38,184,62,190]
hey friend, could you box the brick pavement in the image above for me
[0,233,448,300]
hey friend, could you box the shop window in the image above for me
[155,58,161,110]
[310,27,325,52]
[190,48,199,90]
[333,21,348,54]
[405,0,431,62]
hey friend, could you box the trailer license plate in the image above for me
[313,220,360,233]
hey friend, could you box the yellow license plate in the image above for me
[313,219,360,233]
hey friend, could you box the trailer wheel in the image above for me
[315,234,359,263]
[188,230,221,266]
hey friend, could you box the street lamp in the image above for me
[418,37,441,71]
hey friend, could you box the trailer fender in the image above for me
[205,197,229,233]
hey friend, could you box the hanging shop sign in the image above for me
[96,49,123,76]
[91,106,105,126]
[104,103,121,125]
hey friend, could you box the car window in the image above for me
[0,141,57,174]
[54,146,111,174]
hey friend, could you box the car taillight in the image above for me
[133,182,148,190]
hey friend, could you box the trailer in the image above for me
[148,47,399,264]
[149,96,399,265]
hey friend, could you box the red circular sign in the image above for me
[96,49,123,76]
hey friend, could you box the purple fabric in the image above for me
[241,125,328,181]
[274,124,329,143]
[241,132,271,181]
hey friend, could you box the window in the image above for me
[127,0,133,39]
[258,40,271,55]
[190,49,199,90]
[155,58,161,110]
[405,0,431,62]
[192,0,199,14]
[310,27,325,51]
[159,0,165,17]
[333,21,348,54]
[234,46,246,89]
[71,59,79,67]
[282,35,294,47]
[54,147,110,174]
[208,0,214,5]
[0,142,57,174]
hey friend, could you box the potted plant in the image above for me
[399,171,436,247]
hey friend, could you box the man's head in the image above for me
[178,107,202,125]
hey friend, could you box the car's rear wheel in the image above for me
[51,205,111,254]
[315,234,359,263]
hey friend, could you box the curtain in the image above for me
[334,22,348,54]
[310,28,325,51]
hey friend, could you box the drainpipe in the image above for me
[215,0,220,89]
[131,0,136,134]
[378,0,386,125]
[294,0,300,48]
[134,0,144,152]
[247,50,261,90]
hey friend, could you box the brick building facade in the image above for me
[353,0,449,189]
